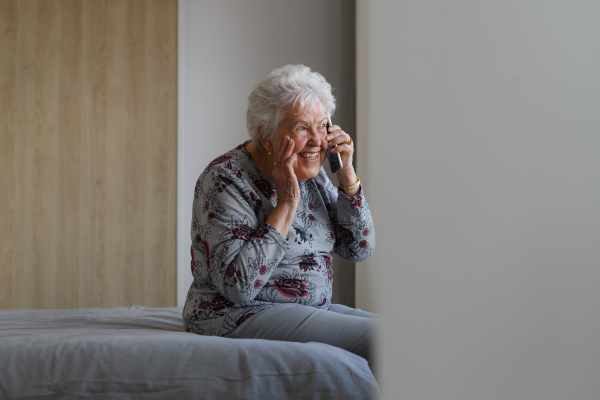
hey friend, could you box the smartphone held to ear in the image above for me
[326,114,343,173]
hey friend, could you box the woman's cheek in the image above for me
[320,135,328,150]
[318,137,327,165]
[293,136,309,153]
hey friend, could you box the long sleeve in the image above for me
[191,163,288,304]
[317,175,375,262]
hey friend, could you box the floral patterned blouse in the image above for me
[183,141,375,336]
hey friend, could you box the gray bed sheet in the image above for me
[0,306,380,399]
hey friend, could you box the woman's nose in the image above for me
[309,125,325,138]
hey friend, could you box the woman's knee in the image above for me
[328,303,380,319]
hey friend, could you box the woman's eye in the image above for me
[296,126,306,131]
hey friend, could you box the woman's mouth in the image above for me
[298,152,319,161]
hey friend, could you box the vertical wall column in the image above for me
[358,1,600,398]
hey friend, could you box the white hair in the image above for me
[246,64,336,148]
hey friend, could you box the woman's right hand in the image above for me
[267,136,300,237]
[272,136,300,206]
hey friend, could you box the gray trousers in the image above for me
[225,303,379,377]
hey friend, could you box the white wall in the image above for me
[178,0,350,306]
[358,1,600,398]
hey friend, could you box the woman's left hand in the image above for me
[326,125,357,186]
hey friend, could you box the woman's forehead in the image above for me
[286,100,326,122]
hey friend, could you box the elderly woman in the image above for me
[183,64,376,371]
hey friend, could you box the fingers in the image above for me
[283,136,295,160]
[326,126,353,155]
[273,137,298,183]
[326,125,352,148]
[275,136,296,167]
[272,137,300,204]
[326,126,354,170]
[281,138,297,174]
[274,136,288,165]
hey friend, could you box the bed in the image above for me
[0,306,380,399]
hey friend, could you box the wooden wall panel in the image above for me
[0,0,177,309]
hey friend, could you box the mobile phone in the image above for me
[326,114,343,173]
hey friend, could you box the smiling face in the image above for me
[268,100,328,182]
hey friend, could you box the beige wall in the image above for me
[0,0,177,309]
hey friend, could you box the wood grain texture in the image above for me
[0,0,177,309]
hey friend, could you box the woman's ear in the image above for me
[258,126,273,153]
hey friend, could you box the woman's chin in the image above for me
[295,153,325,181]
[295,166,321,182]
